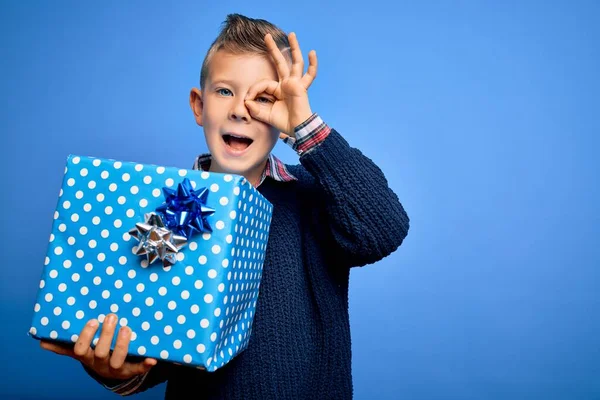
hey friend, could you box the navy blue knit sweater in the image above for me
[86,127,409,399]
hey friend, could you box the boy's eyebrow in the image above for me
[209,78,237,87]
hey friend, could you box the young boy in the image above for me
[41,13,410,399]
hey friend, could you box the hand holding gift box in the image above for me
[40,314,158,381]
[30,154,273,373]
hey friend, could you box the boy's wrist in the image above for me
[290,106,314,136]
[292,113,331,155]
[293,113,313,134]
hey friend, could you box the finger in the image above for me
[288,32,304,78]
[144,358,158,368]
[300,50,318,88]
[73,319,99,362]
[127,358,157,376]
[265,33,290,79]
[244,100,272,124]
[279,132,290,140]
[40,341,75,358]
[109,326,131,370]
[94,314,118,362]
[245,79,279,102]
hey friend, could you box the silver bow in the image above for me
[129,212,188,267]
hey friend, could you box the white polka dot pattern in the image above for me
[28,155,273,372]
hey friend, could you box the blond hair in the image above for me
[199,13,291,89]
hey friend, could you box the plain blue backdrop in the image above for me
[1,1,599,399]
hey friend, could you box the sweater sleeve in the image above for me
[296,115,410,268]
[82,360,170,396]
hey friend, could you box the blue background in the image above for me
[1,1,599,399]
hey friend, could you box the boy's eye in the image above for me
[217,88,232,96]
[256,96,273,104]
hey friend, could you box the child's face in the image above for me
[190,50,280,183]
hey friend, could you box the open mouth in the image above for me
[222,134,254,152]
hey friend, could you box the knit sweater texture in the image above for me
[86,127,410,399]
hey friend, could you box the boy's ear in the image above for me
[189,88,203,126]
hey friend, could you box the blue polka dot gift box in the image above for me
[28,154,273,372]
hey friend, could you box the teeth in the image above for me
[224,134,253,143]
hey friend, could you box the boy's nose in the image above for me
[229,100,251,122]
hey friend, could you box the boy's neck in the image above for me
[208,159,267,188]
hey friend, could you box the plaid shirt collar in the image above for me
[192,153,297,186]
